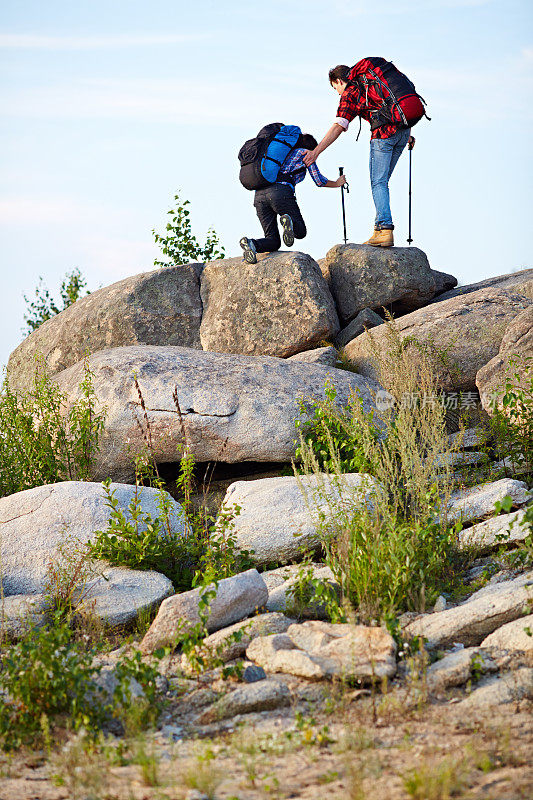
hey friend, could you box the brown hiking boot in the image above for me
[364,228,394,247]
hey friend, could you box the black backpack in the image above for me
[238,123,301,190]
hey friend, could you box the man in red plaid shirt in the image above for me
[304,64,415,247]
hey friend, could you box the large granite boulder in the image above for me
[320,244,438,325]
[199,252,339,357]
[345,288,532,392]
[0,481,185,595]
[54,346,378,481]
[476,306,533,414]
[432,267,533,304]
[218,473,378,565]
[7,264,203,394]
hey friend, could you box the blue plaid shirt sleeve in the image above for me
[278,148,329,187]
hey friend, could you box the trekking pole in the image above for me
[407,141,414,245]
[339,167,349,244]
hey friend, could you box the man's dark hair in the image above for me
[298,133,318,150]
[328,64,351,84]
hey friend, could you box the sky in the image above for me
[1,0,532,370]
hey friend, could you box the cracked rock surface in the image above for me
[53,345,378,481]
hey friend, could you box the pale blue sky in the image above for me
[1,0,532,369]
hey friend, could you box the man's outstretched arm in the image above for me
[303,123,345,166]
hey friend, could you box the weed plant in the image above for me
[0,616,165,750]
[298,318,463,622]
[0,358,105,497]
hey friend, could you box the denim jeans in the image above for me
[369,128,410,229]
[252,183,306,252]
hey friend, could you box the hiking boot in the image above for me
[364,228,394,247]
[280,214,295,247]
[239,236,257,264]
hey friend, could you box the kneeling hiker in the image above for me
[304,58,428,247]
[238,123,345,264]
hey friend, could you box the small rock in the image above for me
[433,595,447,613]
[457,668,533,708]
[448,428,487,450]
[197,680,291,723]
[335,308,383,349]
[427,647,496,692]
[0,594,48,639]
[288,346,338,366]
[140,569,268,653]
[481,614,533,652]
[243,665,267,683]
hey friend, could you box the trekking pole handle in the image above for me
[339,167,349,193]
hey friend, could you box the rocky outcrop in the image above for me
[457,668,533,708]
[320,244,438,324]
[199,252,339,357]
[432,270,459,297]
[246,621,396,681]
[6,264,203,393]
[54,346,378,481]
[476,306,533,413]
[481,614,533,653]
[0,481,185,595]
[345,288,532,391]
[432,267,533,304]
[218,473,378,565]
[188,612,294,665]
[198,681,291,724]
[458,509,528,552]
[140,569,268,653]
[403,572,533,649]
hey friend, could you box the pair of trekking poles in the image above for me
[338,141,414,245]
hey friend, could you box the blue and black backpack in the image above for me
[238,123,302,191]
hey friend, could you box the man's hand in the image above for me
[336,175,347,188]
[408,135,415,150]
[303,148,318,167]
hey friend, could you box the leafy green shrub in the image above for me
[298,319,462,622]
[0,360,105,497]
[153,191,225,267]
[489,354,533,476]
[294,378,379,474]
[23,268,89,334]
[89,456,253,592]
[0,618,165,751]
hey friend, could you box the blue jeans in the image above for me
[369,128,410,229]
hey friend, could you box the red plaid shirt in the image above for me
[336,84,399,140]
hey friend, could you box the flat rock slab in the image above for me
[7,263,203,393]
[199,251,339,357]
[321,244,437,324]
[77,567,173,627]
[54,346,378,482]
[457,668,533,709]
[432,267,533,304]
[477,306,533,414]
[198,680,291,724]
[247,620,396,681]
[0,481,185,595]
[140,569,268,653]
[403,571,533,649]
[445,478,531,525]
[288,346,338,366]
[219,473,378,565]
[344,288,532,392]
[481,614,533,652]
[458,509,527,552]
